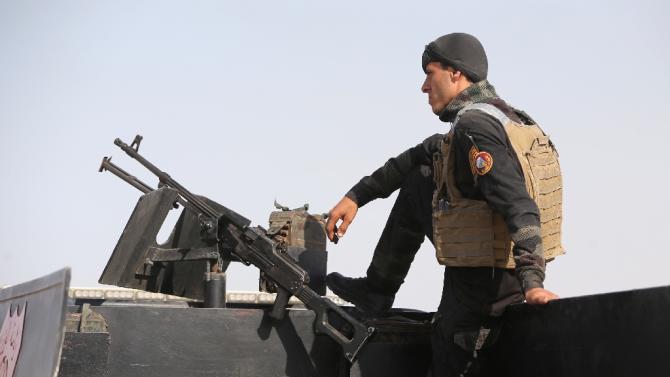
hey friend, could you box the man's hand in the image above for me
[525,287,559,305]
[326,196,359,242]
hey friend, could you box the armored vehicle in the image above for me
[2,136,669,377]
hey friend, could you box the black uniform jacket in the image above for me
[346,98,546,292]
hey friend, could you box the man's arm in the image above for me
[452,111,558,304]
[326,134,441,241]
[345,134,441,207]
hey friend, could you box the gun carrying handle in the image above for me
[270,288,291,321]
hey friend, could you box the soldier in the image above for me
[325,32,563,375]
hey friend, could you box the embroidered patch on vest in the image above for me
[472,151,493,175]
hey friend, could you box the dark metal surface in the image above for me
[286,246,327,296]
[59,285,670,376]
[203,272,227,308]
[350,314,432,377]
[99,188,212,300]
[59,333,110,377]
[148,247,220,262]
[99,187,181,288]
[58,303,433,377]
[0,268,70,377]
[495,285,670,377]
[62,305,342,377]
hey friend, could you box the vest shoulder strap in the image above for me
[454,102,512,127]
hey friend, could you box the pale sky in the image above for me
[1,0,669,311]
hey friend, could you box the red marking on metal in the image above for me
[0,304,26,377]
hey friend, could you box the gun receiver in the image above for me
[102,135,374,362]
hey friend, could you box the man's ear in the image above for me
[451,70,462,83]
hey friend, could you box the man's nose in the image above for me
[421,79,429,93]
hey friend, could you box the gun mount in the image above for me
[98,135,374,362]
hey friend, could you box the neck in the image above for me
[456,80,473,94]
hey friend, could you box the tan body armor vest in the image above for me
[432,103,564,268]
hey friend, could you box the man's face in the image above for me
[421,62,458,115]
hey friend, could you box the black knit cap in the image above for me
[422,33,488,82]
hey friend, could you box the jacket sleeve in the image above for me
[452,111,546,292]
[345,134,442,207]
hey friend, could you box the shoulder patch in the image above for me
[472,151,493,176]
[468,146,479,175]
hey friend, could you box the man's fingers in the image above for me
[338,218,351,237]
[324,196,358,243]
[525,288,559,305]
[326,208,345,242]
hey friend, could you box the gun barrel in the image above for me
[99,157,154,194]
[100,156,189,209]
[114,136,251,229]
[114,137,220,219]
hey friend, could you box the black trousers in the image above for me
[364,165,524,376]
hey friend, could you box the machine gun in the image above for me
[98,135,374,362]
